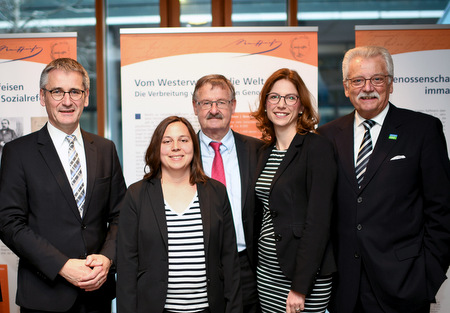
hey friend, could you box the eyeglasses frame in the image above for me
[42,88,86,101]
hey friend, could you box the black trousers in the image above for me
[354,266,430,313]
[239,250,261,313]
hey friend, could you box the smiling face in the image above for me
[193,83,236,141]
[160,121,194,176]
[344,55,393,119]
[266,79,302,133]
[40,69,89,134]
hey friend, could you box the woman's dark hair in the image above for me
[143,116,208,184]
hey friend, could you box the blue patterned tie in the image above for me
[355,120,376,187]
[66,135,85,217]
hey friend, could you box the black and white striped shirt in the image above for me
[255,147,332,313]
[164,193,209,313]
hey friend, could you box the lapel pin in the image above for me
[389,134,398,140]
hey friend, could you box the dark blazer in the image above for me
[0,124,126,311]
[254,132,337,295]
[200,130,263,268]
[116,177,242,313]
[318,104,450,313]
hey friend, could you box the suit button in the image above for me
[270,210,278,218]
[81,224,87,230]
[274,234,282,242]
[354,253,360,258]
[357,197,363,203]
[357,224,362,231]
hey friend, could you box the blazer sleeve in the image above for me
[0,140,69,280]
[292,135,337,294]
[219,185,243,313]
[420,117,450,297]
[200,180,242,313]
[116,182,141,313]
[97,139,127,263]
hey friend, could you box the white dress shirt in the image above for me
[199,129,246,252]
[353,103,390,167]
[47,122,87,190]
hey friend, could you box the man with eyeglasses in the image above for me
[192,74,263,313]
[318,46,450,313]
[0,58,126,313]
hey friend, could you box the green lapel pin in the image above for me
[389,134,398,140]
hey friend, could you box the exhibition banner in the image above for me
[0,32,77,312]
[355,25,450,154]
[355,24,450,313]
[120,27,318,185]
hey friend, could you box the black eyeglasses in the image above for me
[196,100,232,110]
[266,93,299,106]
[42,88,85,101]
[345,75,391,88]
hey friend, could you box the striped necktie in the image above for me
[355,119,376,187]
[66,135,85,217]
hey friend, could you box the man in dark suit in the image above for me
[0,58,126,313]
[192,74,263,313]
[318,46,450,313]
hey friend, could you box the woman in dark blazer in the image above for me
[117,116,242,313]
[252,69,337,313]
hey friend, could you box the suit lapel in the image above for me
[269,133,304,192]
[37,126,82,221]
[361,104,400,191]
[233,131,249,211]
[255,143,273,186]
[334,113,360,192]
[197,183,211,256]
[148,178,168,249]
[81,130,97,218]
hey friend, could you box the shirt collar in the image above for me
[355,102,390,128]
[47,122,83,147]
[199,128,234,152]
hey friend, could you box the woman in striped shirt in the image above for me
[117,116,242,313]
[252,69,337,313]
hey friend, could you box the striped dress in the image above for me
[164,193,209,313]
[255,147,332,313]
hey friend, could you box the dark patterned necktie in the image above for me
[355,119,376,187]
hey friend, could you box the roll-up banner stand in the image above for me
[355,25,450,155]
[120,27,318,186]
[355,24,450,313]
[0,32,77,313]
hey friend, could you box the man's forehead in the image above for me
[200,84,230,94]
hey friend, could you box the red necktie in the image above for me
[210,141,226,186]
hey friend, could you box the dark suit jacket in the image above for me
[254,132,337,295]
[0,124,126,311]
[318,104,450,313]
[199,130,263,268]
[116,178,242,313]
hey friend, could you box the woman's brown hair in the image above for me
[143,116,208,185]
[252,68,319,145]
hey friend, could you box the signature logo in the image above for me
[0,44,44,64]
[227,39,282,55]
